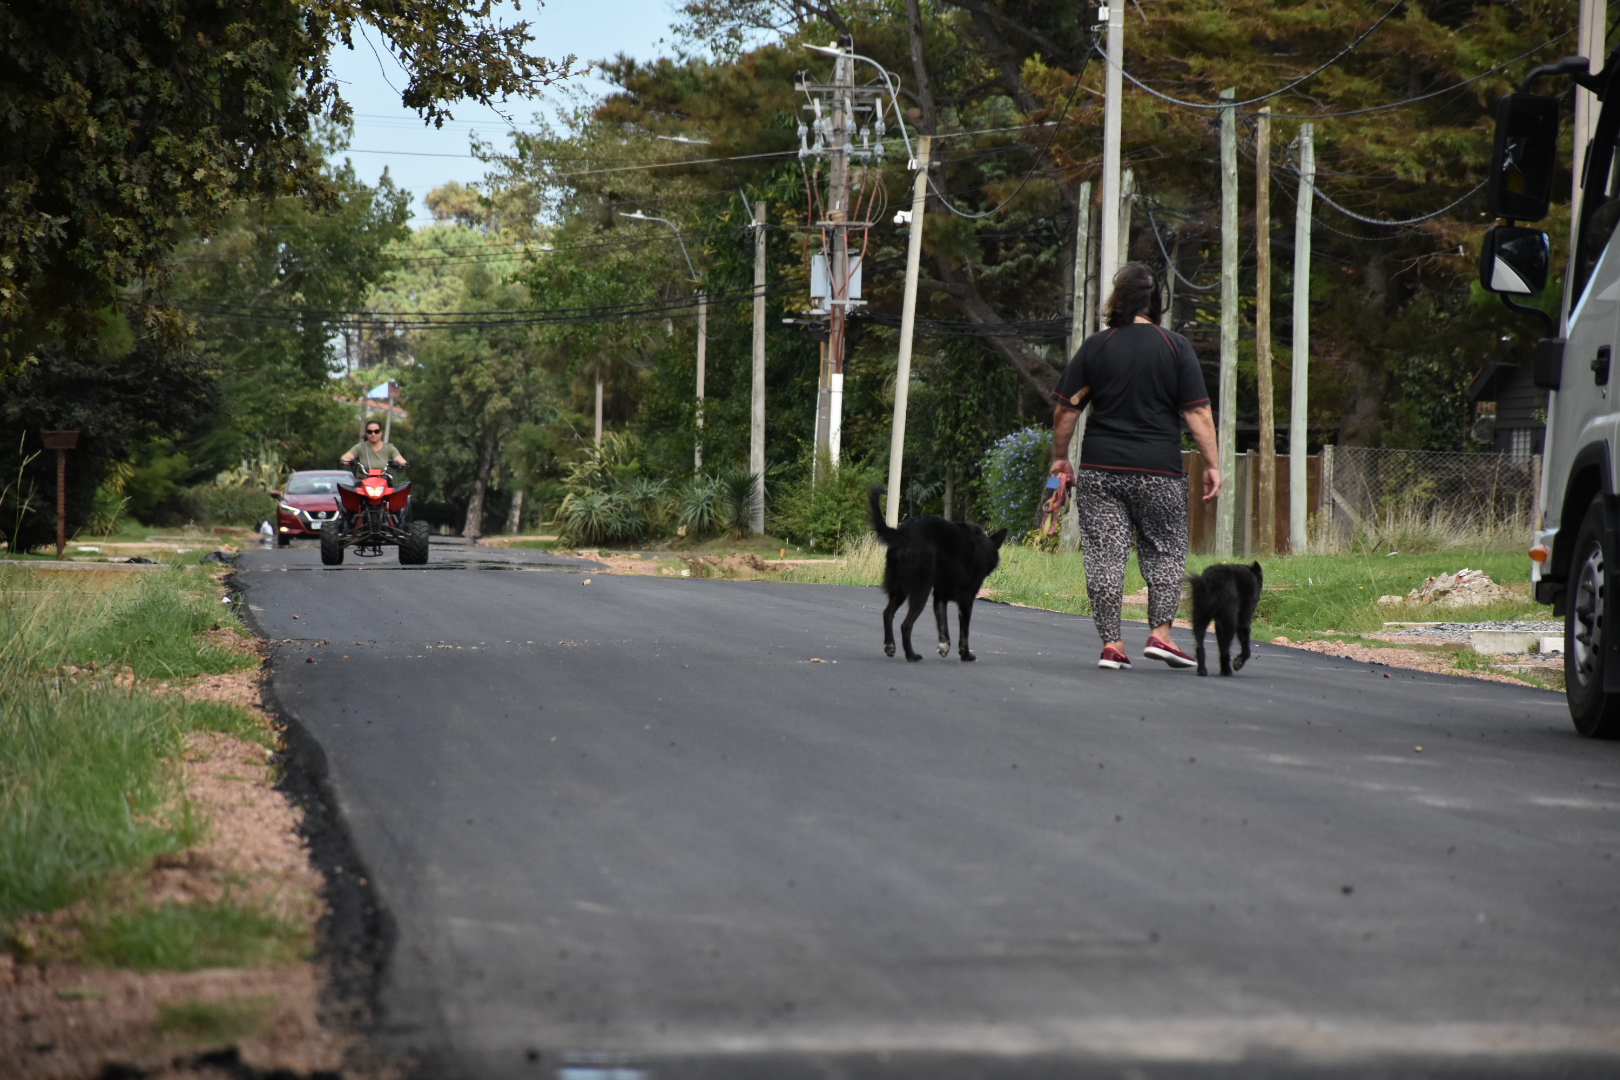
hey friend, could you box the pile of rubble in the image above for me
[1378,568,1511,607]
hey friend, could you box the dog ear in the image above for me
[1251,560,1263,580]
[989,528,1009,547]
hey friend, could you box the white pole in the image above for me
[1290,122,1315,553]
[1098,0,1125,290]
[594,376,603,447]
[885,137,932,528]
[1216,88,1238,558]
[1070,180,1092,355]
[695,292,707,471]
[751,200,767,534]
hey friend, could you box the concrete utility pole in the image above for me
[751,199,768,534]
[1255,107,1276,555]
[1098,0,1126,292]
[1060,180,1093,554]
[695,294,707,471]
[1290,122,1315,553]
[594,377,603,447]
[885,136,931,528]
[1216,88,1238,557]
[828,51,852,466]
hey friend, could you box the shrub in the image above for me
[980,427,1052,536]
[675,475,722,538]
[557,489,645,545]
[715,469,760,539]
[771,455,883,552]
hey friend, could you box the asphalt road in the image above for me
[236,542,1620,1079]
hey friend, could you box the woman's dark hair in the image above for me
[1103,262,1163,328]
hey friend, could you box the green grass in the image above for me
[82,902,307,971]
[768,540,1550,638]
[154,996,277,1044]
[982,547,1550,639]
[0,566,269,925]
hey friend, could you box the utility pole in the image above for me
[1098,0,1126,291]
[1255,106,1275,555]
[885,136,931,527]
[1290,122,1315,553]
[1060,180,1092,554]
[1216,88,1238,557]
[828,50,851,467]
[751,199,767,534]
[1118,167,1135,269]
[594,376,603,447]
[797,45,886,471]
[695,293,707,471]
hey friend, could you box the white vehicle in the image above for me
[1482,52,1620,737]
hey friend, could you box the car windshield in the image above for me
[285,474,347,495]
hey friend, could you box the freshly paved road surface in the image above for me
[236,543,1620,1079]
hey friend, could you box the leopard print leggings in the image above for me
[1075,468,1189,644]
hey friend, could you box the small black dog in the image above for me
[868,486,1008,661]
[1187,561,1264,676]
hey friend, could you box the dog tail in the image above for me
[1185,570,1208,605]
[868,485,901,546]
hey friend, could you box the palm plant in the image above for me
[716,469,760,539]
[558,489,640,545]
[675,475,722,538]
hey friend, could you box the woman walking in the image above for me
[1050,263,1222,670]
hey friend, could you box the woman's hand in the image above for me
[1202,466,1222,502]
[1051,457,1075,482]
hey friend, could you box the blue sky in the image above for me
[328,0,680,219]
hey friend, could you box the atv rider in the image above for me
[342,422,408,472]
[340,422,411,529]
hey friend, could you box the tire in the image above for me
[320,521,346,566]
[1565,497,1620,738]
[398,520,431,565]
[276,534,290,548]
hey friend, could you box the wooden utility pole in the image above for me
[1255,107,1276,554]
[1098,0,1126,290]
[694,293,707,471]
[751,199,768,534]
[1290,122,1315,552]
[827,51,853,466]
[885,136,931,528]
[1216,88,1238,557]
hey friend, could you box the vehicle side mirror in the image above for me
[1488,93,1560,221]
[269,490,282,499]
[1480,225,1550,295]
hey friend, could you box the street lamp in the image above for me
[620,211,707,471]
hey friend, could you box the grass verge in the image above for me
[0,561,299,966]
[766,540,1557,687]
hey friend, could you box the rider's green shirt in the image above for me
[346,440,401,471]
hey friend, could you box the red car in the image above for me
[272,470,351,545]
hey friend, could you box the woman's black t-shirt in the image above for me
[1049,322,1210,476]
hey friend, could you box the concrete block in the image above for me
[1540,635,1563,655]
[1469,630,1538,655]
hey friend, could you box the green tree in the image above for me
[1,0,575,377]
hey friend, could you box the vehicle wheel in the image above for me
[398,520,431,565]
[1565,497,1620,738]
[277,534,290,548]
[320,521,346,566]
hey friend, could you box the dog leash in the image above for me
[1038,474,1073,536]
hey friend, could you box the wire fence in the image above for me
[1319,446,1539,552]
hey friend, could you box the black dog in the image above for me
[1187,561,1264,676]
[868,486,1008,662]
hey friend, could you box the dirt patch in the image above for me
[574,549,675,576]
[1274,636,1556,687]
[1,731,344,1078]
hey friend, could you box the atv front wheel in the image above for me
[398,520,431,565]
[320,521,346,565]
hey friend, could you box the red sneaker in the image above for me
[1143,636,1197,669]
[1098,645,1132,670]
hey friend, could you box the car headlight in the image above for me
[279,503,298,514]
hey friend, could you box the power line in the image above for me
[926,73,1088,220]
[1104,22,1579,120]
[1090,1,1407,112]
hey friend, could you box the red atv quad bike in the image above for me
[320,468,431,565]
